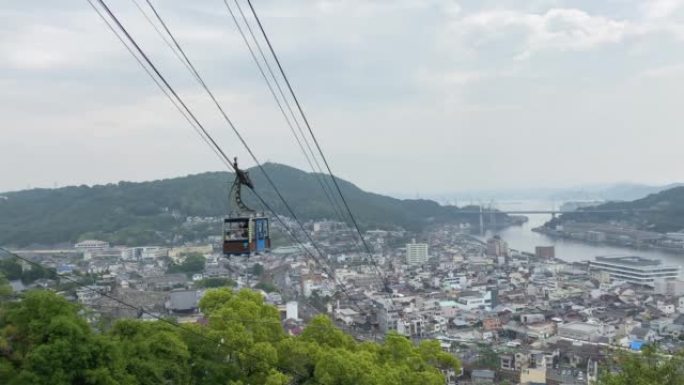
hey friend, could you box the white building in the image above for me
[406,240,429,266]
[121,246,167,262]
[455,291,493,311]
[442,274,468,290]
[286,301,299,320]
[75,240,109,250]
[588,256,680,287]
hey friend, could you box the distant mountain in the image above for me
[550,186,684,233]
[431,182,684,203]
[0,163,499,247]
[554,183,684,202]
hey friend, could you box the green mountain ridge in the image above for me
[552,186,684,233]
[0,163,489,247]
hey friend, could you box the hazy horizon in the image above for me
[1,161,680,202]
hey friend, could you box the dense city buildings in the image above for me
[8,218,684,385]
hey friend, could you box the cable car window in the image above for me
[225,220,249,239]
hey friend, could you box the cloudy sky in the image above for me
[2,0,684,195]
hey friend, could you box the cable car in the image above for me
[223,158,270,257]
[223,215,270,256]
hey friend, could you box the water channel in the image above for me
[478,200,684,267]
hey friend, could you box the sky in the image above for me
[2,0,684,196]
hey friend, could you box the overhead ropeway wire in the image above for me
[135,0,346,260]
[243,0,392,293]
[86,0,366,312]
[222,0,349,225]
[87,0,232,172]
[133,0,357,293]
[136,0,348,228]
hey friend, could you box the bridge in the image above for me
[457,207,655,236]
[457,209,653,215]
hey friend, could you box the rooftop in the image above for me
[559,322,601,333]
[594,256,661,267]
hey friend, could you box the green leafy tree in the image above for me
[108,320,191,385]
[254,282,278,293]
[167,253,205,276]
[474,345,499,369]
[250,263,265,277]
[195,277,237,288]
[0,259,55,285]
[598,346,684,385]
[309,289,330,312]
[0,259,22,281]
[1,288,462,385]
[0,273,11,297]
[0,291,132,385]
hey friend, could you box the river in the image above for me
[477,200,684,267]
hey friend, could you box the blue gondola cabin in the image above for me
[223,215,270,256]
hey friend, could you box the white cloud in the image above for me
[454,8,632,59]
[267,0,461,18]
[4,0,684,193]
[642,0,684,19]
[0,22,109,70]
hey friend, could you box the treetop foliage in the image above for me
[598,345,684,385]
[0,288,460,385]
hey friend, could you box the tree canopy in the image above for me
[167,253,206,276]
[0,259,54,284]
[0,289,460,385]
[598,346,684,385]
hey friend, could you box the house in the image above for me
[144,274,187,290]
[521,313,545,324]
[557,322,604,342]
[483,317,502,331]
[471,369,495,384]
[9,280,26,293]
[500,354,515,370]
[335,308,359,325]
[629,326,657,343]
[166,290,199,313]
[666,314,684,336]
[520,367,546,384]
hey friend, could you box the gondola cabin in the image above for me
[223,215,270,256]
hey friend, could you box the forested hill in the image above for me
[0,163,489,247]
[552,186,684,233]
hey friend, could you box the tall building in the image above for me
[535,246,555,259]
[406,240,428,266]
[486,236,509,257]
[588,256,680,287]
